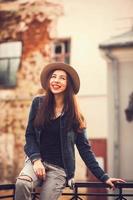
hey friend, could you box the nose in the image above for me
[54,77,60,82]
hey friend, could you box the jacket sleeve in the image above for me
[76,129,109,182]
[24,96,41,162]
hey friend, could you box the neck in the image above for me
[54,94,64,108]
[54,94,64,118]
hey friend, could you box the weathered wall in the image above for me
[0,100,30,182]
[0,0,62,183]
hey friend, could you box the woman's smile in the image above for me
[51,84,61,90]
[49,70,67,94]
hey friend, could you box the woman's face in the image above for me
[49,70,67,95]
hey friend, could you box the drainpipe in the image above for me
[105,50,120,178]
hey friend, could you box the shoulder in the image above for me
[76,128,88,139]
[32,95,45,103]
[31,95,45,109]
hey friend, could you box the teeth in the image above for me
[53,85,60,89]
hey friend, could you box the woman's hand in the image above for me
[33,159,46,179]
[105,178,126,190]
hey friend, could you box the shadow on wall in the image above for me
[125,92,133,122]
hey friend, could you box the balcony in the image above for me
[0,181,133,200]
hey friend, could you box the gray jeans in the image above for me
[15,158,67,200]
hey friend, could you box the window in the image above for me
[52,38,71,64]
[0,41,22,88]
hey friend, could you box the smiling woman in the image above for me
[15,62,125,200]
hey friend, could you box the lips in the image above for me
[52,84,61,90]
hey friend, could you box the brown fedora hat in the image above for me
[40,62,80,94]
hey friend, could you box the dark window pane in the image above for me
[0,60,9,85]
[64,40,70,53]
[0,58,20,87]
[9,58,20,87]
[55,44,62,54]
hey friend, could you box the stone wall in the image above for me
[0,0,62,183]
[0,99,30,182]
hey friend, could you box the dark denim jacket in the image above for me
[24,96,109,182]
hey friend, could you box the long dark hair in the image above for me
[34,71,86,132]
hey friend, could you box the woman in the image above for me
[15,62,125,200]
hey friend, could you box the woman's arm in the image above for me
[24,96,41,162]
[76,129,125,188]
[76,129,109,182]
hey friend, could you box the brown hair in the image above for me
[34,71,86,132]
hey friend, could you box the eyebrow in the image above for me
[52,73,67,78]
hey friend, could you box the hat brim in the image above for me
[40,62,80,94]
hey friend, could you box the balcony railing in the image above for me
[0,182,133,200]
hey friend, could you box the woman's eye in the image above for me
[51,75,56,78]
[60,76,66,80]
[50,74,66,80]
